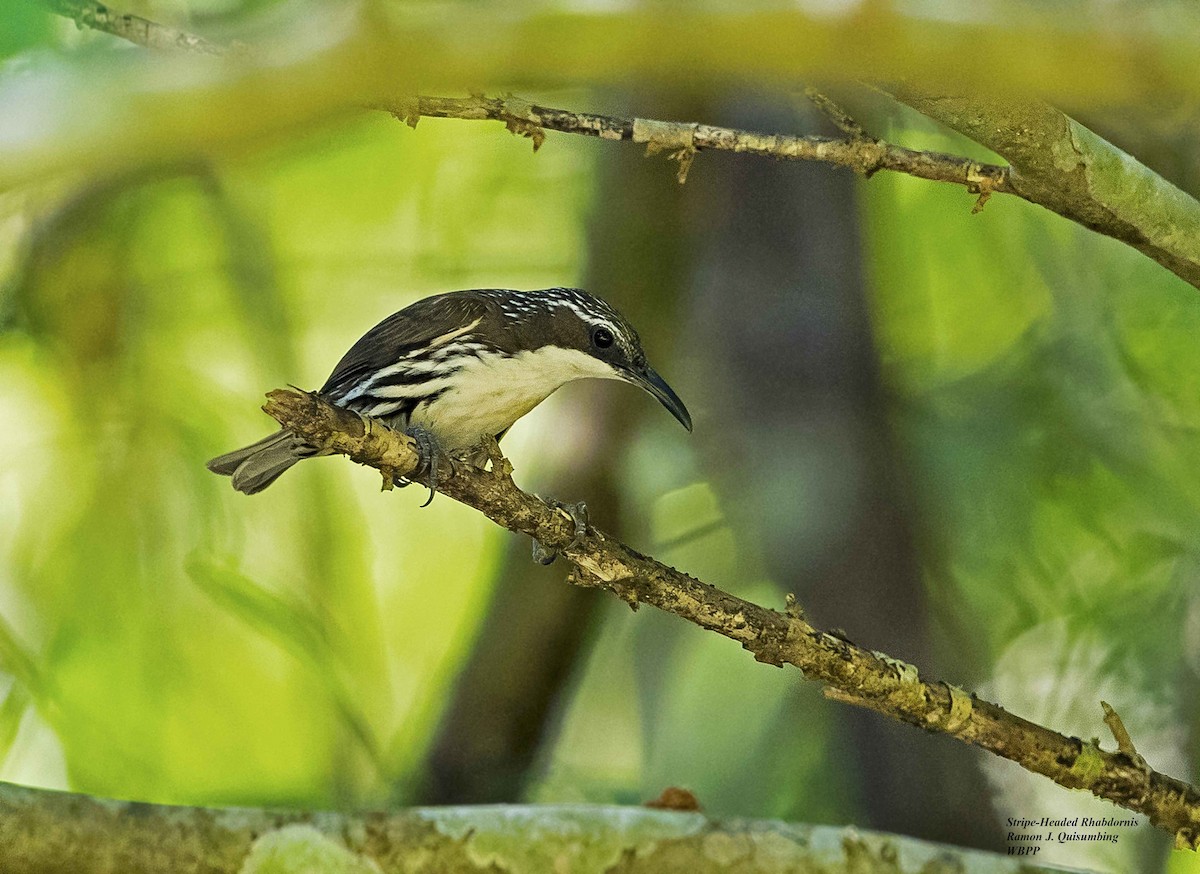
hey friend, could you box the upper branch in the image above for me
[402,94,1011,195]
[265,388,1200,849]
[38,0,1200,290]
[891,87,1200,288]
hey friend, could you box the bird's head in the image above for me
[483,288,693,432]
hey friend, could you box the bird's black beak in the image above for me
[629,365,693,432]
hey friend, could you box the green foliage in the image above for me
[865,115,1198,870]
[0,3,54,59]
[866,118,1200,668]
[1,10,1198,871]
[0,101,594,804]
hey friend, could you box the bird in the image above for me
[207,287,693,496]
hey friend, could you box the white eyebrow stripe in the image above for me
[555,300,591,323]
[428,317,483,348]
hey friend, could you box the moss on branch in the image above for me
[0,783,1086,872]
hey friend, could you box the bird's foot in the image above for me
[398,426,453,507]
[532,498,589,565]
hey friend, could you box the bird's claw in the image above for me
[531,499,589,565]
[400,426,450,507]
[531,539,556,566]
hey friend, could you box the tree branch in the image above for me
[0,782,1080,873]
[889,87,1200,289]
[39,1,1013,198]
[262,389,1200,850]
[36,0,1200,291]
[392,95,1011,195]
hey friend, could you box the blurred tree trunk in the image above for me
[413,98,688,804]
[411,437,612,804]
[683,95,999,849]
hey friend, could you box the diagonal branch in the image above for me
[264,388,1200,849]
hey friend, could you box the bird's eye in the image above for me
[592,327,615,349]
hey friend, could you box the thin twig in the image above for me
[402,94,1012,196]
[1103,700,1151,772]
[263,389,1200,849]
[804,86,871,139]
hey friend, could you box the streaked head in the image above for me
[480,288,693,432]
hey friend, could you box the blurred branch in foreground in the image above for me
[0,787,1081,873]
[35,0,1200,105]
[247,388,1196,847]
[35,0,1200,292]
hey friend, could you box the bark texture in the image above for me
[0,785,1083,874]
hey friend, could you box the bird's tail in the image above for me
[207,430,308,494]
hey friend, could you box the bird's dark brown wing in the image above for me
[319,291,493,398]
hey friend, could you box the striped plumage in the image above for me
[208,288,691,494]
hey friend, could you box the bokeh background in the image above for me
[2,4,1200,872]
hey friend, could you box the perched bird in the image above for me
[208,287,692,495]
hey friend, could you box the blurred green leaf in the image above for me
[186,554,383,771]
[0,616,41,701]
[0,4,54,59]
[0,684,33,767]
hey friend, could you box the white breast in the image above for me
[408,346,620,449]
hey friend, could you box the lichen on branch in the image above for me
[0,787,1084,873]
